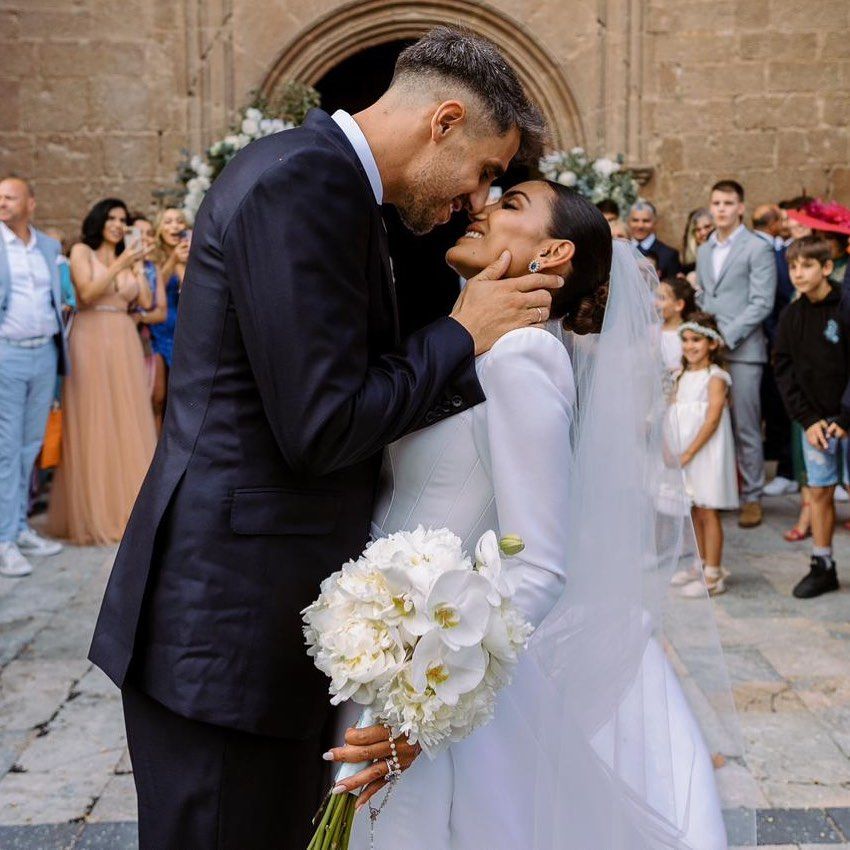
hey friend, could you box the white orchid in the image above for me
[411,569,493,650]
[474,530,518,604]
[409,630,486,706]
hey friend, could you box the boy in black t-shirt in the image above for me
[774,236,850,598]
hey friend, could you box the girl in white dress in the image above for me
[667,312,739,597]
[656,277,697,374]
[327,184,738,849]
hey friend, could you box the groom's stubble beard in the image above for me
[396,151,463,236]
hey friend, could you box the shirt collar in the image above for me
[753,229,774,246]
[709,223,745,248]
[331,110,383,205]
[0,221,36,248]
[636,233,657,251]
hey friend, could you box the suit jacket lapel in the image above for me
[306,109,401,345]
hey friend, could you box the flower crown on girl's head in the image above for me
[678,321,725,345]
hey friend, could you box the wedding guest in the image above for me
[46,198,157,545]
[752,204,797,497]
[696,180,776,528]
[774,236,848,598]
[628,200,680,278]
[0,177,67,577]
[680,208,713,282]
[824,233,848,285]
[656,277,696,373]
[596,198,620,223]
[149,208,189,431]
[130,214,166,404]
[667,312,738,597]
[609,219,630,239]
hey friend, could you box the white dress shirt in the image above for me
[633,233,657,252]
[331,110,383,205]
[0,222,59,340]
[709,223,745,281]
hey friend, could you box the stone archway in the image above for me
[260,0,585,150]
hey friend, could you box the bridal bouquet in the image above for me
[303,526,531,850]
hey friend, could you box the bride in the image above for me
[326,180,730,849]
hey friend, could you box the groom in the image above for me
[90,26,558,850]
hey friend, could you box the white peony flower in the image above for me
[557,170,578,187]
[245,107,263,122]
[223,134,240,148]
[593,157,620,177]
[570,146,586,156]
[241,118,260,136]
[409,630,486,706]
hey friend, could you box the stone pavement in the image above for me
[0,497,848,849]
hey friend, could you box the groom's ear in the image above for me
[537,239,575,270]
[430,101,467,142]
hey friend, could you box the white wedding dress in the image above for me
[345,322,728,850]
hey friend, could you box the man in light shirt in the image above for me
[697,180,776,528]
[0,177,68,577]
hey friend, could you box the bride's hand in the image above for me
[323,724,422,810]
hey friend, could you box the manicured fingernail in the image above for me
[322,751,334,761]
[331,784,347,795]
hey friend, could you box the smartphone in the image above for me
[179,228,192,245]
[124,226,142,253]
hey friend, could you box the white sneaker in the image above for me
[670,565,702,586]
[835,486,850,503]
[0,542,33,577]
[16,527,62,557]
[763,476,800,496]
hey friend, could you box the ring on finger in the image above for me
[536,306,545,324]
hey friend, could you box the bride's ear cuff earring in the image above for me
[528,259,541,273]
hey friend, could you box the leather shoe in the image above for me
[792,556,839,599]
[738,502,763,528]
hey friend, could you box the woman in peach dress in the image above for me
[47,199,157,545]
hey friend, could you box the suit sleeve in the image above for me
[773,308,820,429]
[720,239,776,350]
[222,147,484,477]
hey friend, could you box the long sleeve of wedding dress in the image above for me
[472,327,576,627]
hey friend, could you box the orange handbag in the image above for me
[40,404,63,469]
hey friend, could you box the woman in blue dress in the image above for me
[150,208,190,433]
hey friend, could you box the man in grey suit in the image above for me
[0,177,68,577]
[697,180,777,528]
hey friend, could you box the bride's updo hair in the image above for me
[544,182,613,335]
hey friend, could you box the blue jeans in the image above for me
[0,340,58,542]
[800,426,847,488]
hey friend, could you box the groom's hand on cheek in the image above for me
[451,250,565,355]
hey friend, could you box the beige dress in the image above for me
[48,251,157,545]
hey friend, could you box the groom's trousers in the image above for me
[123,684,334,849]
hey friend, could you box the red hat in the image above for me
[787,199,850,236]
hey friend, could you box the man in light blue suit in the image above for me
[0,177,68,577]
[697,180,776,528]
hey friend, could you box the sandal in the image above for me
[783,527,811,542]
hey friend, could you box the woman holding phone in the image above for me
[47,198,158,545]
[149,208,190,432]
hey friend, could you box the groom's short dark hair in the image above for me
[392,26,547,164]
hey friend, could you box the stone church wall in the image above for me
[1,0,847,243]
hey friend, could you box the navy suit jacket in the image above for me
[89,109,484,736]
[637,237,680,279]
[763,241,795,345]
